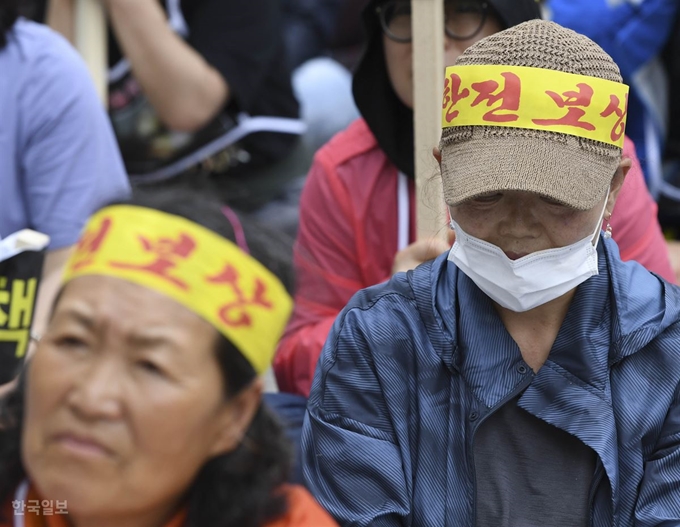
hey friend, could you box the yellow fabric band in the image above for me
[62,206,293,374]
[441,65,629,148]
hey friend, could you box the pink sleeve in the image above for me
[273,154,367,397]
[610,138,676,283]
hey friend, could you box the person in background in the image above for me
[280,0,362,166]
[0,0,130,388]
[273,0,675,398]
[0,189,337,527]
[282,0,344,71]
[303,21,680,525]
[47,0,306,237]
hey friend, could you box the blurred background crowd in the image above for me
[1,0,679,385]
[14,0,680,235]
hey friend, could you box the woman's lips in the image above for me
[52,433,114,458]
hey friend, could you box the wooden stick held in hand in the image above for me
[75,0,108,105]
[412,0,447,241]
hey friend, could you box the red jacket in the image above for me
[273,118,676,397]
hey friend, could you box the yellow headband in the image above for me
[441,65,629,148]
[62,206,293,374]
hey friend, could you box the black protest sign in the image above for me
[0,250,44,384]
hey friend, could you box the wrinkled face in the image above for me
[383,1,504,109]
[448,166,627,259]
[22,276,259,524]
[450,191,606,259]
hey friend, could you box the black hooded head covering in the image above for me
[352,0,542,178]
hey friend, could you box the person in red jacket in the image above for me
[273,0,676,397]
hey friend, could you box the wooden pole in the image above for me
[412,0,446,241]
[75,0,108,106]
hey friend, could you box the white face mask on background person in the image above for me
[447,190,610,312]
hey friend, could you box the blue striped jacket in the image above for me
[302,238,680,526]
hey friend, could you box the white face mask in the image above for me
[447,190,610,312]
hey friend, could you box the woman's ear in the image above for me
[607,157,632,216]
[432,147,442,166]
[209,377,263,457]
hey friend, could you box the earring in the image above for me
[604,214,613,239]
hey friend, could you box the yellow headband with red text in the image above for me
[442,65,629,148]
[62,206,293,374]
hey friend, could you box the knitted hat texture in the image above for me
[439,19,624,210]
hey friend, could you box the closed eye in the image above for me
[55,336,88,350]
[540,196,567,207]
[137,359,166,378]
[472,193,502,204]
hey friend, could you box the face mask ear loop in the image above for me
[591,187,611,248]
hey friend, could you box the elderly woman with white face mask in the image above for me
[0,190,337,527]
[301,20,680,527]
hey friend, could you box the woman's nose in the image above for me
[500,204,541,238]
[66,356,124,421]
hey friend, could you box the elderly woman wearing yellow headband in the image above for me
[0,190,337,527]
[302,20,680,526]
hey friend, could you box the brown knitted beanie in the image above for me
[439,19,625,210]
